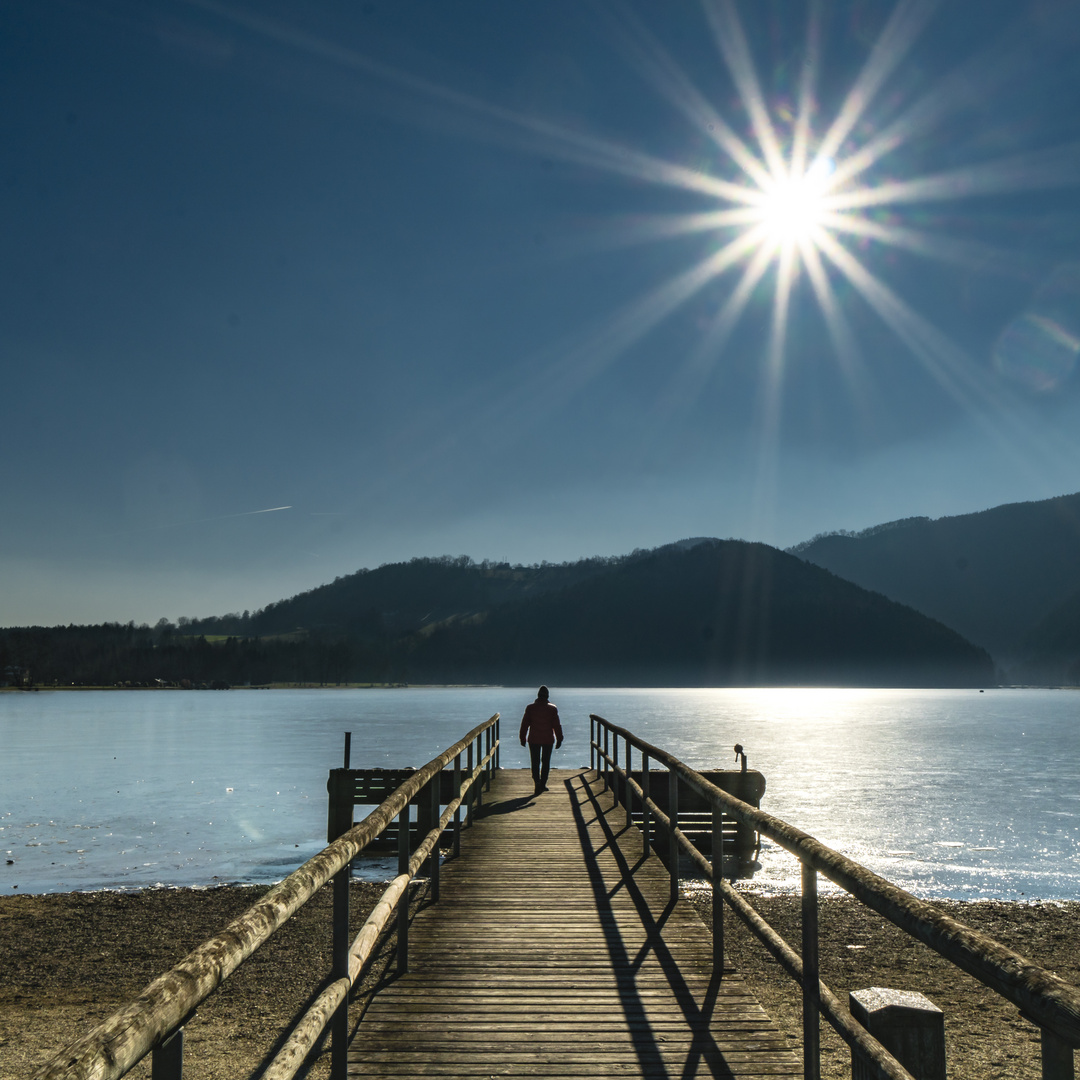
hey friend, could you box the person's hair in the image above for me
[537,685,549,700]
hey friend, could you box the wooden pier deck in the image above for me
[350,767,800,1078]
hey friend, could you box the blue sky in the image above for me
[4,0,1080,626]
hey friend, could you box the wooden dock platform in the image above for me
[350,767,800,1078]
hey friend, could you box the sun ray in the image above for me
[811,228,1023,424]
[701,0,787,179]
[818,212,1026,277]
[604,5,773,190]
[576,208,769,252]
[827,143,1080,211]
[797,234,869,394]
[789,0,823,182]
[814,0,940,168]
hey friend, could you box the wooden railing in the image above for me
[33,713,501,1080]
[590,713,1080,1080]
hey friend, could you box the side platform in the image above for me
[349,767,800,1078]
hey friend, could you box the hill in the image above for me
[0,540,993,688]
[404,541,994,687]
[789,492,1080,677]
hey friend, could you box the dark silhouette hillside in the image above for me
[187,555,622,639]
[1,539,993,688]
[790,492,1080,673]
[406,541,993,687]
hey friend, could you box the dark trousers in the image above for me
[529,742,553,788]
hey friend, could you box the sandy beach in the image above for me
[3,884,1078,1080]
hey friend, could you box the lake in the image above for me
[2,686,1078,901]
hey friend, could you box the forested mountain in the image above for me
[1,540,993,688]
[406,541,993,687]
[789,492,1080,678]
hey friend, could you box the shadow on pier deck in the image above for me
[350,768,799,1078]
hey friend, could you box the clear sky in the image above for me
[4,0,1080,626]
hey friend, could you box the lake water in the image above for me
[2,687,1078,901]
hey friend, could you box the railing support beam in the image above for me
[397,805,410,974]
[802,863,820,1080]
[151,1027,183,1080]
[453,752,462,857]
[712,806,724,979]
[1042,1028,1076,1080]
[612,733,619,808]
[641,752,651,857]
[668,770,679,905]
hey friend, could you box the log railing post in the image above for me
[641,752,651,857]
[495,716,500,770]
[151,1026,183,1080]
[466,742,475,825]
[1042,1029,1076,1080]
[429,775,441,901]
[590,716,595,774]
[453,752,462,857]
[326,755,354,1080]
[712,805,724,979]
[625,741,633,830]
[397,803,410,974]
[474,735,483,808]
[612,732,620,808]
[802,862,820,1080]
[603,725,610,791]
[668,769,679,904]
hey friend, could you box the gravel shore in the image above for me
[4,884,1078,1079]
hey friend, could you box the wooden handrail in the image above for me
[591,712,1080,1080]
[261,752,492,1080]
[34,713,501,1080]
[591,712,1080,1047]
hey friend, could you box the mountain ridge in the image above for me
[789,491,1080,677]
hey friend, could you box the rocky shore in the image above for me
[3,885,1077,1079]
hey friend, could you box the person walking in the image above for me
[519,685,563,796]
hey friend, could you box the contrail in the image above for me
[236,505,292,517]
[97,506,293,539]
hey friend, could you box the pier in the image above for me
[349,766,797,1078]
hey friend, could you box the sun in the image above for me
[753,161,833,246]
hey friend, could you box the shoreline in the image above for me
[4,886,1078,1080]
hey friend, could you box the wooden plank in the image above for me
[347,768,800,1079]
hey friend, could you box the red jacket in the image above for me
[519,700,563,745]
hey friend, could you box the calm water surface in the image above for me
[2,687,1078,900]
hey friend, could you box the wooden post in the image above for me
[1041,1028,1076,1080]
[327,758,354,1080]
[331,864,350,1080]
[850,988,946,1080]
[668,770,679,904]
[612,732,619,808]
[474,735,483,808]
[590,716,595,775]
[625,741,633,830]
[494,716,500,770]
[466,742,474,825]
[152,1026,183,1080]
[603,726,610,791]
[453,752,462,857]
[429,775,441,902]
[397,804,410,973]
[802,863,820,1080]
[712,805,724,979]
[641,753,651,857]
